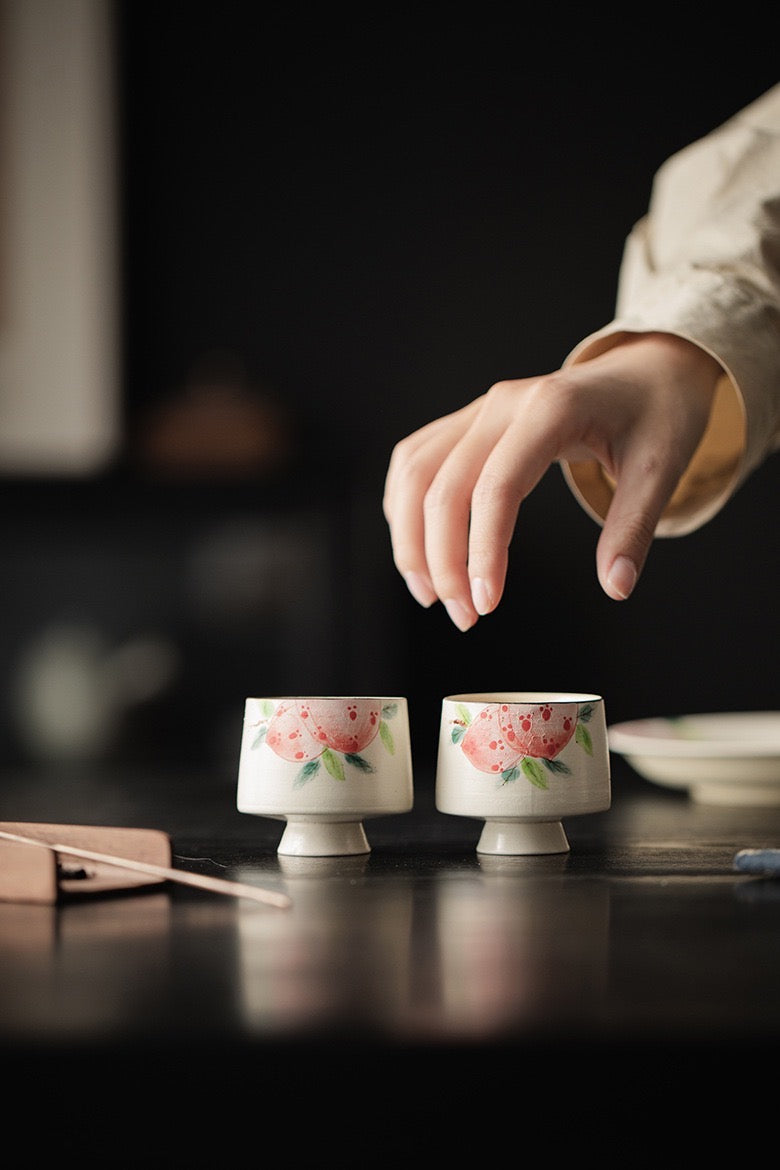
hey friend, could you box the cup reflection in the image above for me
[432,860,611,1038]
[235,855,414,1034]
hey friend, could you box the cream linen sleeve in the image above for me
[560,83,780,536]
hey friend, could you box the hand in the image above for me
[383,332,721,630]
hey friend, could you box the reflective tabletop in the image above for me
[2,759,779,1157]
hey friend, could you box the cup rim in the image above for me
[443,692,602,704]
[245,695,408,702]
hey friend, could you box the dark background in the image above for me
[2,5,779,785]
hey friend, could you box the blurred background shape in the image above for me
[0,0,120,474]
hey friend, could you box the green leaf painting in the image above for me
[521,757,548,789]
[345,752,375,773]
[294,759,321,788]
[575,722,593,755]
[322,748,345,781]
[379,721,395,755]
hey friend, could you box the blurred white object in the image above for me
[0,0,120,474]
[11,623,180,764]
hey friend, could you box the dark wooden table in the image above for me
[2,758,778,1158]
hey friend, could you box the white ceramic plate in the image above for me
[607,712,780,805]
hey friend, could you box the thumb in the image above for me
[599,547,643,601]
[595,480,669,602]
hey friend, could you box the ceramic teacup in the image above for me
[435,692,611,854]
[237,696,414,855]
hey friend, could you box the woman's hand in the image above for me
[383,332,721,630]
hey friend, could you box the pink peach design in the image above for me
[502,702,577,760]
[264,700,322,762]
[452,701,594,789]
[251,699,397,787]
[460,705,523,775]
[296,699,381,755]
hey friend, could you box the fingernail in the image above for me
[606,555,638,600]
[470,577,493,616]
[443,598,476,632]
[404,571,437,608]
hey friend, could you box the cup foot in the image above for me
[476,819,570,855]
[277,818,371,857]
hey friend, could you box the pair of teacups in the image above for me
[237,693,611,857]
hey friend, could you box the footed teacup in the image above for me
[237,696,414,855]
[435,692,611,854]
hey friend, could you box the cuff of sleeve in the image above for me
[559,327,747,537]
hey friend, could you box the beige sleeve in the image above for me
[560,83,780,537]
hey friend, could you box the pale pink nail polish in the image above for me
[444,598,476,632]
[606,556,637,600]
[404,571,437,608]
[470,577,492,616]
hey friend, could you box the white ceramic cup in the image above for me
[435,692,611,854]
[237,696,414,855]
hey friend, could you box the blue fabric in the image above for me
[733,848,780,875]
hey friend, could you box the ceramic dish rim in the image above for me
[608,711,780,759]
